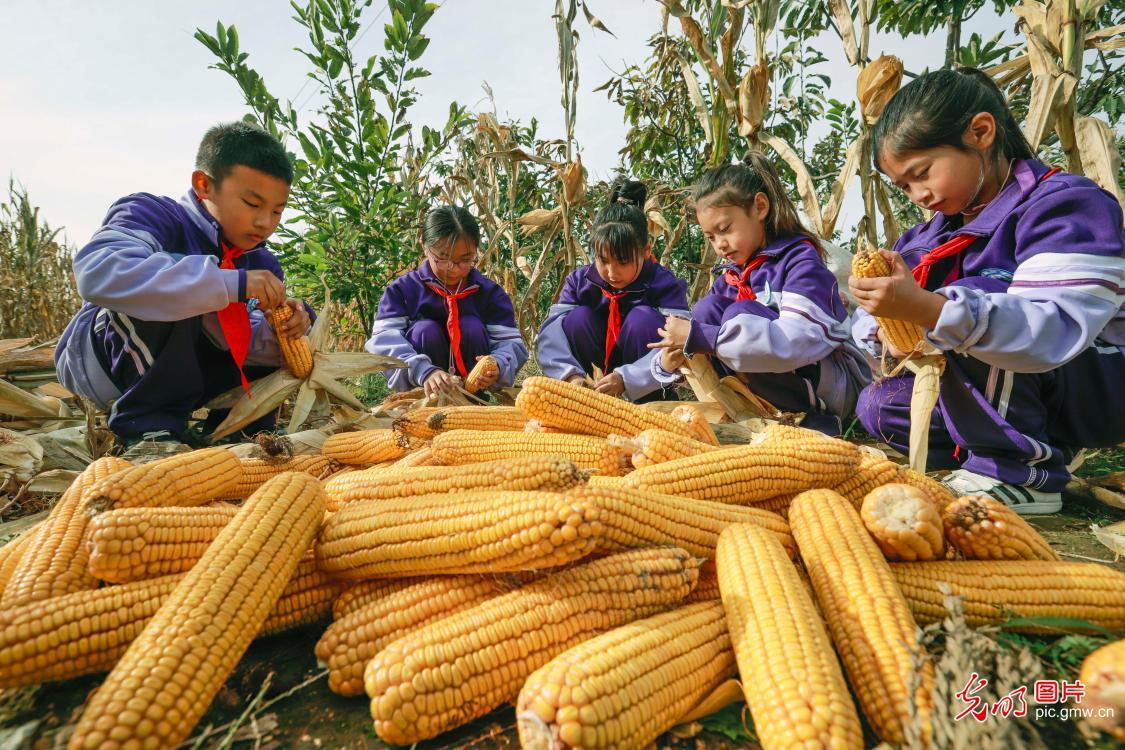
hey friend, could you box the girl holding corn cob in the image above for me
[848,67,1124,514]
[537,178,691,402]
[649,153,870,435]
[366,205,528,396]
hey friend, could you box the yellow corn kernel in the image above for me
[267,305,313,378]
[431,429,630,476]
[216,454,336,501]
[81,447,242,514]
[322,428,409,466]
[516,376,699,439]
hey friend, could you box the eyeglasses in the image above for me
[425,249,478,270]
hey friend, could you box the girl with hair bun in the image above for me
[537,178,691,401]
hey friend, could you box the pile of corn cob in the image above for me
[0,375,1122,748]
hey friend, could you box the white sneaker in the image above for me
[942,469,1063,515]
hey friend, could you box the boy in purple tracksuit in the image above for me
[850,68,1124,514]
[538,179,690,402]
[55,122,311,446]
[366,206,527,396]
[649,154,870,435]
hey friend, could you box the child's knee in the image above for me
[407,318,447,349]
[619,304,664,333]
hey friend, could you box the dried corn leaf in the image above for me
[1075,115,1125,211]
[759,132,825,237]
[679,15,738,108]
[823,134,867,237]
[0,378,59,418]
[516,208,563,235]
[828,0,859,66]
[857,54,903,125]
[0,428,43,487]
[1091,520,1125,561]
[675,52,714,143]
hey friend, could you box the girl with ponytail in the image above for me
[649,152,870,435]
[849,67,1124,514]
[537,178,691,401]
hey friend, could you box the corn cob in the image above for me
[622,437,859,505]
[427,405,530,434]
[81,447,242,514]
[391,445,437,467]
[789,489,932,745]
[569,484,795,558]
[392,407,443,440]
[1078,639,1125,741]
[67,472,325,750]
[464,354,499,392]
[86,503,240,583]
[432,429,630,476]
[333,579,420,620]
[517,376,698,439]
[322,428,409,466]
[0,559,336,690]
[267,304,313,378]
[832,449,900,508]
[851,249,926,353]
[896,466,957,512]
[316,490,601,580]
[2,457,131,606]
[323,455,588,511]
[671,404,720,445]
[716,523,864,749]
[0,525,42,597]
[890,560,1125,631]
[861,484,945,562]
[628,428,717,468]
[317,575,511,696]
[364,547,699,744]
[687,559,721,602]
[942,494,1060,561]
[517,601,735,749]
[215,453,336,501]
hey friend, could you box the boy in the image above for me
[55,121,311,447]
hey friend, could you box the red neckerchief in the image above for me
[723,253,769,301]
[218,241,252,395]
[425,282,478,377]
[913,167,1062,289]
[601,289,628,372]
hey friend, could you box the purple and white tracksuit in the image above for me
[853,159,1125,492]
[55,191,298,439]
[537,260,690,402]
[665,234,871,435]
[365,265,527,391]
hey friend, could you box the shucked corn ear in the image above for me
[317,575,511,696]
[890,560,1125,632]
[216,453,336,501]
[896,466,957,512]
[861,484,945,562]
[832,449,900,508]
[0,525,42,597]
[3,457,130,606]
[671,404,720,445]
[851,248,926,353]
[569,484,796,558]
[464,354,499,392]
[517,601,735,750]
[432,429,630,476]
[1078,638,1125,741]
[426,405,530,433]
[67,472,325,750]
[942,494,1060,561]
[790,489,932,745]
[323,455,588,511]
[391,406,443,439]
[390,445,437,467]
[86,503,240,583]
[716,523,863,749]
[267,304,313,378]
[363,547,699,744]
[0,559,338,690]
[628,428,717,468]
[332,579,419,620]
[81,447,242,514]
[622,435,859,504]
[517,376,698,439]
[322,429,409,466]
[316,490,601,580]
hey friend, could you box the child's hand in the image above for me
[246,270,287,311]
[647,315,691,350]
[276,299,311,339]
[593,371,625,397]
[423,369,456,398]
[567,374,593,388]
[848,250,947,329]
[469,355,499,391]
[660,347,686,374]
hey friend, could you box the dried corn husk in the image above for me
[0,428,43,488]
[857,54,903,124]
[737,61,770,137]
[560,157,586,205]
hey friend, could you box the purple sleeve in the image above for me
[537,269,585,382]
[365,281,436,391]
[927,185,1125,372]
[73,194,240,321]
[481,283,528,388]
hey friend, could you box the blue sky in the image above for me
[2,1,1010,246]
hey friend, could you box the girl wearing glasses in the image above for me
[537,178,691,401]
[366,206,527,396]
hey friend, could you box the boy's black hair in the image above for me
[421,205,481,254]
[872,67,1035,172]
[591,178,649,265]
[195,121,294,185]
